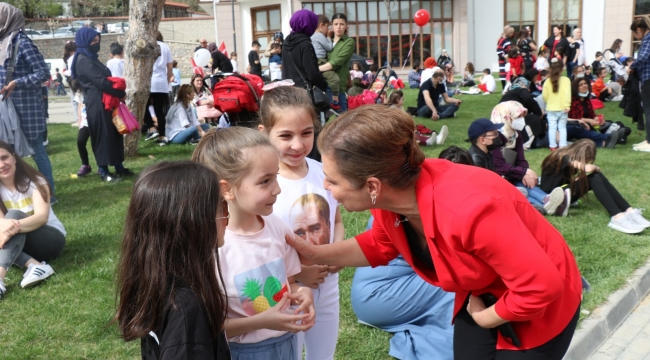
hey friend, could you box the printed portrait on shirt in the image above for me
[289,193,331,246]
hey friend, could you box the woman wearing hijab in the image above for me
[0,3,55,200]
[282,9,327,93]
[207,42,233,73]
[71,27,131,183]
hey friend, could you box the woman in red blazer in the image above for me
[287,106,583,359]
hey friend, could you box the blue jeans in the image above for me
[566,61,576,79]
[514,181,548,206]
[547,111,568,148]
[170,124,209,144]
[30,131,55,195]
[567,124,609,147]
[55,83,66,95]
[327,87,348,112]
[416,104,459,119]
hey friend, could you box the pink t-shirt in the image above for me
[219,214,302,344]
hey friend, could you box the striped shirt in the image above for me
[0,179,66,235]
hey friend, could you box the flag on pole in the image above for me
[219,41,228,58]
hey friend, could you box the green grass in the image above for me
[1,88,649,359]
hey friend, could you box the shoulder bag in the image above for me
[291,60,330,112]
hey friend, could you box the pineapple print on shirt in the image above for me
[234,258,290,316]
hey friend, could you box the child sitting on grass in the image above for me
[477,68,496,94]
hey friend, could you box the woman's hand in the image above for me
[289,288,316,327]
[467,295,507,329]
[0,80,17,98]
[294,264,329,289]
[0,218,20,248]
[259,293,314,333]
[523,168,538,189]
[585,164,600,173]
[285,233,318,265]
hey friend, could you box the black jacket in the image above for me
[468,144,494,171]
[281,32,327,91]
[543,36,569,57]
[211,50,233,73]
[500,88,542,116]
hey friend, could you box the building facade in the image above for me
[200,0,643,74]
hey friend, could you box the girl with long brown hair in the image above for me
[542,58,572,150]
[165,84,210,144]
[115,161,230,358]
[191,73,222,126]
[540,139,649,234]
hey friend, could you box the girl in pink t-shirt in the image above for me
[192,127,315,359]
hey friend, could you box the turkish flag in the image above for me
[219,41,228,58]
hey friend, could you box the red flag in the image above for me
[219,41,228,58]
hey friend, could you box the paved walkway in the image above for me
[590,293,650,359]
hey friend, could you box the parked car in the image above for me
[38,30,52,36]
[43,58,69,88]
[23,29,45,39]
[107,22,129,33]
[52,26,78,37]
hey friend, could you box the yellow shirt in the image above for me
[542,77,572,111]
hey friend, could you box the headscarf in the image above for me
[70,27,100,79]
[490,101,527,149]
[423,57,437,69]
[290,9,318,36]
[510,77,530,91]
[0,3,25,65]
[207,42,218,54]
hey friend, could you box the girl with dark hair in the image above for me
[630,16,650,151]
[460,62,475,87]
[541,140,649,234]
[0,141,66,299]
[286,105,582,360]
[543,59,572,150]
[114,161,230,358]
[517,28,537,71]
[319,13,355,112]
[190,73,222,126]
[165,84,210,144]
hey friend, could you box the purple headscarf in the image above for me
[290,9,318,36]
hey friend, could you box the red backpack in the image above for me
[212,74,264,113]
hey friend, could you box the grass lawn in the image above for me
[1,88,649,359]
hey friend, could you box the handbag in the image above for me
[111,107,128,135]
[291,61,330,112]
[118,102,140,133]
[0,38,34,158]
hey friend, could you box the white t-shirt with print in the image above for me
[106,58,124,78]
[74,92,88,128]
[150,41,173,93]
[219,214,301,344]
[0,179,66,236]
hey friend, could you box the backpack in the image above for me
[212,74,263,113]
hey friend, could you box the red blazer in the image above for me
[356,159,582,350]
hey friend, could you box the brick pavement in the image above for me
[590,295,650,359]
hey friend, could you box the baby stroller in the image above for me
[602,49,627,82]
[211,73,264,128]
[348,66,392,110]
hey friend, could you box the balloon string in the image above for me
[402,28,420,70]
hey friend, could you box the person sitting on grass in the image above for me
[0,141,66,299]
[540,139,650,234]
[165,84,210,145]
[408,61,421,88]
[388,91,449,147]
[592,67,623,101]
[467,118,504,170]
[416,70,461,120]
[438,145,474,165]
[477,68,496,94]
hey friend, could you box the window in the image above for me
[549,0,581,37]
[302,1,453,68]
[251,5,282,67]
[505,0,536,39]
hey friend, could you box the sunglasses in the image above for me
[216,201,229,226]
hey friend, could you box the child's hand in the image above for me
[586,164,600,173]
[294,264,329,289]
[327,265,343,274]
[289,288,316,328]
[260,293,313,333]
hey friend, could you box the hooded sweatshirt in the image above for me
[282,33,327,91]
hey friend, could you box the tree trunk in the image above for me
[122,0,166,157]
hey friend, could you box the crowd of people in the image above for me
[3,2,650,359]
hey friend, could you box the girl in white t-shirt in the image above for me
[192,127,315,360]
[259,86,344,360]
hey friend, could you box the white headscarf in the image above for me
[490,101,528,149]
[0,3,25,65]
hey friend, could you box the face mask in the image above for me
[576,73,585,78]
[579,92,589,97]
[486,136,503,151]
[511,118,526,131]
[89,43,101,54]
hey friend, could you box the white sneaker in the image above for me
[608,215,646,234]
[437,125,449,145]
[0,278,6,300]
[21,262,55,288]
[633,140,647,148]
[611,95,624,101]
[628,209,650,228]
[543,188,565,215]
[634,142,650,152]
[145,131,159,141]
[425,132,438,146]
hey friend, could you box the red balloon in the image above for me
[414,9,430,27]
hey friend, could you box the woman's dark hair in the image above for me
[571,77,592,99]
[610,39,623,51]
[541,139,596,199]
[190,73,207,94]
[331,13,348,23]
[438,146,474,166]
[259,86,318,131]
[0,141,51,215]
[412,60,420,70]
[553,25,564,36]
[175,84,194,108]
[370,63,378,72]
[156,31,163,42]
[318,105,425,190]
[518,28,529,40]
[63,41,76,63]
[523,68,538,82]
[630,17,650,32]
[114,161,227,342]
[387,90,404,105]
[352,61,362,70]
[466,62,475,74]
[69,78,83,93]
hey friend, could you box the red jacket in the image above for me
[103,77,126,111]
[356,159,582,350]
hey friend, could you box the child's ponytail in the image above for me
[549,59,563,93]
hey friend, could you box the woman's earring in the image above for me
[371,195,377,205]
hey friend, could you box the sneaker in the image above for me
[522,126,535,149]
[634,141,650,152]
[21,262,55,288]
[627,209,650,228]
[555,188,571,217]
[633,140,648,148]
[101,174,123,183]
[482,91,490,96]
[608,215,646,234]
[331,101,341,111]
[436,125,449,145]
[605,130,619,149]
[543,187,565,215]
[43,138,49,146]
[611,95,624,101]
[425,132,438,146]
[76,165,92,177]
[116,168,135,178]
[145,131,159,141]
[189,138,200,145]
[0,278,5,300]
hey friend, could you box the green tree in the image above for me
[5,0,61,18]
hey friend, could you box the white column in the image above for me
[537,0,549,45]
[213,0,220,44]
[582,0,605,64]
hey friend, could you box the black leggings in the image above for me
[453,300,580,360]
[142,92,170,137]
[77,126,90,166]
[573,172,630,217]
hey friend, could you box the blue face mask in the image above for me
[579,92,589,97]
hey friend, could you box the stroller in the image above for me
[348,66,392,110]
[210,73,264,128]
[602,49,628,82]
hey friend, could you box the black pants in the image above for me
[572,172,630,217]
[142,92,170,137]
[640,81,650,141]
[453,301,580,360]
[77,126,90,166]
